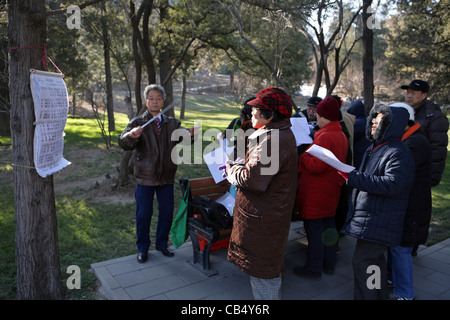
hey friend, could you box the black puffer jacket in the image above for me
[343,105,415,247]
[401,126,432,246]
[414,99,449,186]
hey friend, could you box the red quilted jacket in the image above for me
[296,121,348,220]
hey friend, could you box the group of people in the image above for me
[118,80,448,300]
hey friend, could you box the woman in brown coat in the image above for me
[223,87,298,300]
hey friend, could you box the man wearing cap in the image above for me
[223,87,298,300]
[292,96,322,133]
[401,79,449,187]
[293,97,349,280]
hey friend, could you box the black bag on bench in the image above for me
[191,196,233,230]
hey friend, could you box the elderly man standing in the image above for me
[401,79,449,187]
[118,84,197,263]
[223,87,298,300]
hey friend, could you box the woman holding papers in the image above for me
[342,104,415,299]
[294,97,349,280]
[223,87,297,300]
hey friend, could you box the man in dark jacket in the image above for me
[118,84,197,263]
[386,103,432,300]
[342,104,415,300]
[401,79,449,187]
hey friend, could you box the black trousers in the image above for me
[352,239,388,300]
[303,217,337,273]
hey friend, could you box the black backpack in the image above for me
[191,196,233,230]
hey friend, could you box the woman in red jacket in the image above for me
[294,97,349,279]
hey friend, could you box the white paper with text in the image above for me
[30,71,71,178]
[306,144,355,173]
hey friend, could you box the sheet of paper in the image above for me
[203,140,229,184]
[306,144,355,173]
[290,117,313,146]
[30,70,71,178]
[215,191,235,216]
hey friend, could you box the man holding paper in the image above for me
[118,84,197,262]
[294,97,349,280]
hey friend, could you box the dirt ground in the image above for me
[58,98,137,205]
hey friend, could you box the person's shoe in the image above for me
[156,247,174,257]
[323,265,335,275]
[388,293,415,300]
[137,252,148,263]
[293,266,321,280]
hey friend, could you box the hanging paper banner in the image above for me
[30,69,71,178]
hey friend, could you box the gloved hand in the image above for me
[218,160,234,178]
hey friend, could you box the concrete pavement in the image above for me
[91,221,450,301]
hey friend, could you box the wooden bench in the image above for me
[179,177,232,276]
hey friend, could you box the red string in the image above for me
[8,44,63,75]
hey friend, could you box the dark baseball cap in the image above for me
[401,79,429,93]
[307,96,322,107]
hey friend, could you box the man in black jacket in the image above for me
[401,79,449,187]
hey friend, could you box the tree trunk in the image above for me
[159,46,175,118]
[8,0,62,299]
[362,0,374,113]
[102,3,115,133]
[229,71,234,92]
[129,0,143,114]
[118,150,133,186]
[158,2,175,118]
[180,75,186,119]
[141,0,156,84]
[312,60,323,97]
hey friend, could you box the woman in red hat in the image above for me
[223,87,298,299]
[294,97,349,279]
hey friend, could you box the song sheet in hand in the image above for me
[306,144,355,173]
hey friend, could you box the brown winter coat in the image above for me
[118,111,187,186]
[225,118,298,279]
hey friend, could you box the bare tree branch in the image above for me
[219,0,298,110]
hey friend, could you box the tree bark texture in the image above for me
[362,0,375,113]
[101,3,115,133]
[8,0,63,299]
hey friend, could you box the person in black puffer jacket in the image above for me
[401,79,449,187]
[387,103,432,300]
[342,104,415,300]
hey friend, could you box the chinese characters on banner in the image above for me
[30,70,71,178]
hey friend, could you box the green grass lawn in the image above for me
[0,96,449,300]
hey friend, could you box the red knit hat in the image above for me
[247,87,293,117]
[315,96,340,121]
